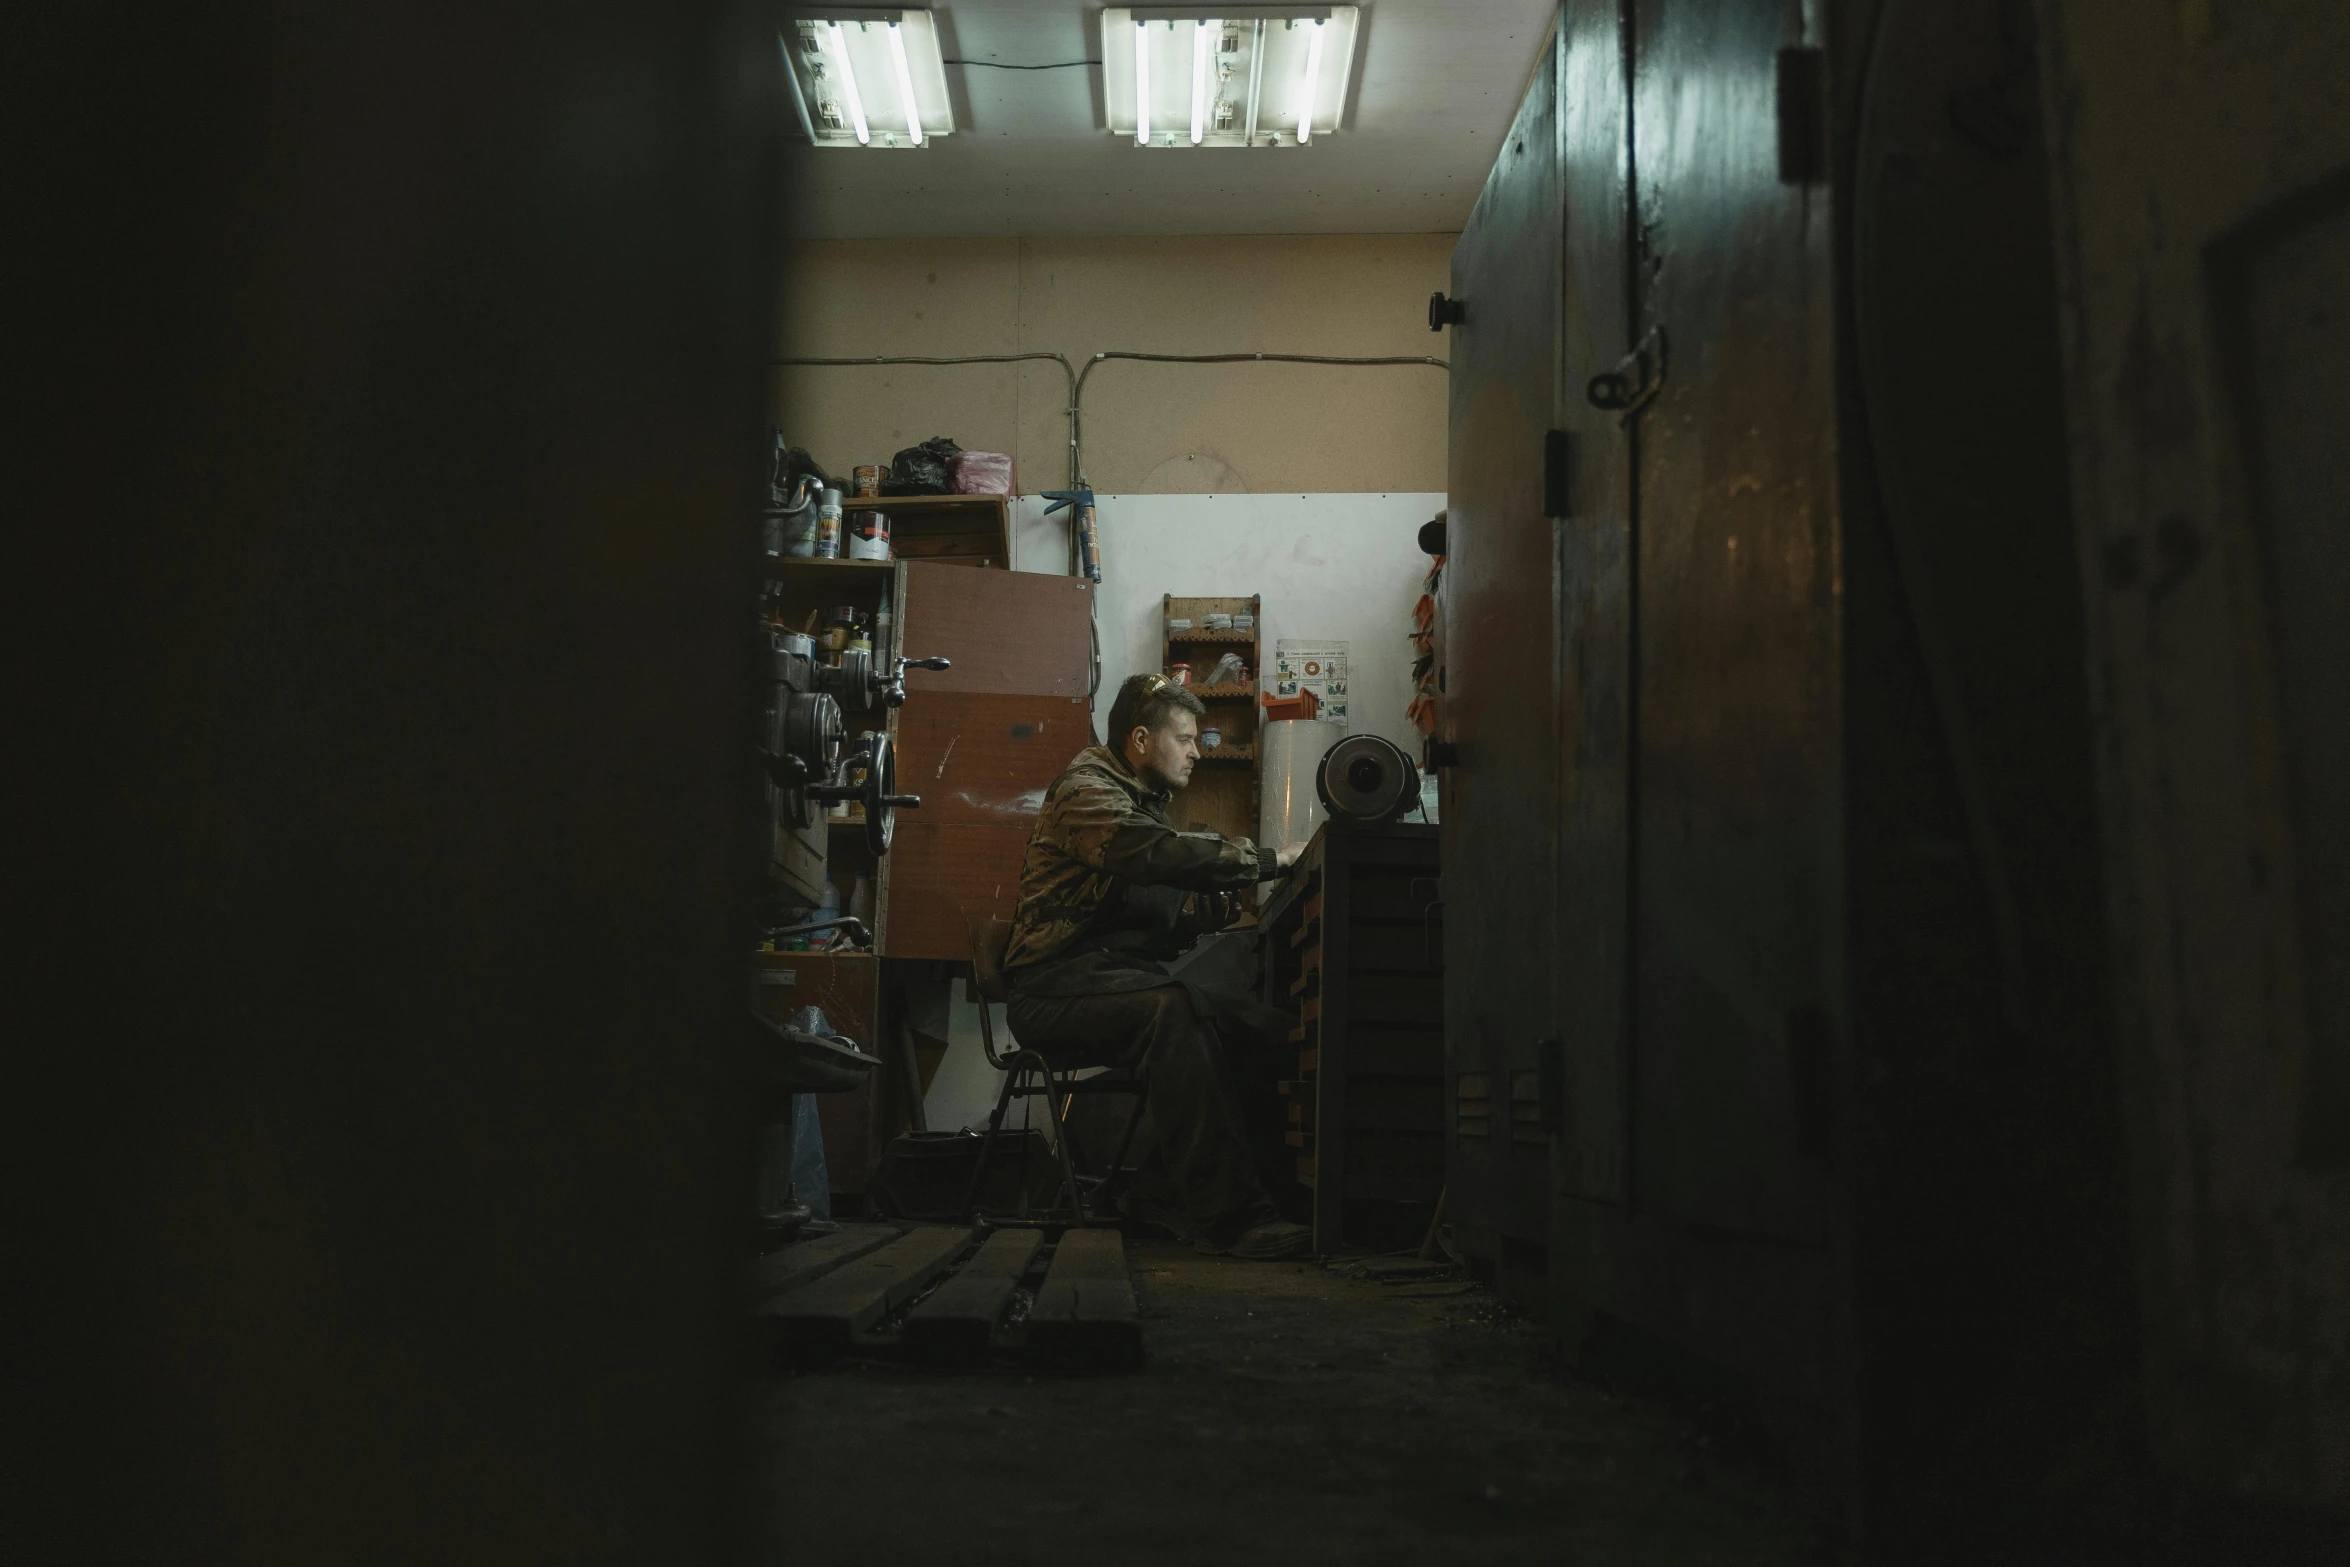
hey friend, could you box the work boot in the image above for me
[1197,1216,1312,1261]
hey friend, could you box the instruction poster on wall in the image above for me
[1273,639,1350,726]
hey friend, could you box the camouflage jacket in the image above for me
[1001,745,1279,980]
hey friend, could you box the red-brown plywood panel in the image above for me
[882,821,1034,961]
[898,560,1093,699]
[893,693,1093,829]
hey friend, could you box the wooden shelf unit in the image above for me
[763,536,1059,1201]
[839,493,1011,569]
[1161,594,1261,845]
[761,556,894,577]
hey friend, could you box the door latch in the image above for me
[1586,324,1668,424]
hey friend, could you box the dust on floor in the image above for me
[755,1236,1821,1565]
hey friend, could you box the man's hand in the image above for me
[1275,842,1309,871]
[1183,890,1244,934]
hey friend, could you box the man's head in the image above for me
[1105,673,1207,792]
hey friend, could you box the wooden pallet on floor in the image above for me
[1025,1227,1142,1370]
[901,1229,1044,1366]
[758,1225,972,1359]
[748,1223,902,1304]
[753,1224,1142,1370]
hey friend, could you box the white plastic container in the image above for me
[1258,719,1346,850]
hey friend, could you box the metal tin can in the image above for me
[1168,663,1192,686]
[848,511,891,561]
[851,465,883,498]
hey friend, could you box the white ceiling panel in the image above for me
[778,1,1556,236]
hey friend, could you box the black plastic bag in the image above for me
[881,435,961,496]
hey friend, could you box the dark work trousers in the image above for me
[1005,983,1275,1239]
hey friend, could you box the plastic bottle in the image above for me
[873,584,893,651]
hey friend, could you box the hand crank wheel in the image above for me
[861,731,923,855]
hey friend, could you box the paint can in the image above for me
[848,511,891,561]
[852,465,883,498]
[1168,663,1192,686]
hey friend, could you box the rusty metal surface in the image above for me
[1440,23,1562,1270]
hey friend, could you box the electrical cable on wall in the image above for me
[770,349,1450,722]
[771,351,1099,698]
[1068,352,1449,488]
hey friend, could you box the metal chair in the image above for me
[958,918,1149,1228]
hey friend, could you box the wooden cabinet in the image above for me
[884,561,1095,959]
[761,509,1092,1192]
[1260,823,1444,1253]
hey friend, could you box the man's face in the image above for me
[1129,709,1201,791]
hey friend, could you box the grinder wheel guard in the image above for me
[1317,733,1421,824]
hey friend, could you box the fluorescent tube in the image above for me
[1190,20,1213,145]
[1135,21,1150,146]
[827,22,869,145]
[1295,19,1324,143]
[885,21,924,144]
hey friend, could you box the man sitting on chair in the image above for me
[1001,673,1310,1260]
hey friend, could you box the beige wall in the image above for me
[773,234,1453,494]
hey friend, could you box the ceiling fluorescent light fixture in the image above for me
[1102,6,1358,149]
[1293,18,1324,143]
[1190,19,1212,145]
[784,10,954,149]
[885,21,924,145]
[1135,20,1151,147]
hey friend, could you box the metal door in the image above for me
[1440,25,1563,1272]
[1624,0,1841,1247]
[2037,0,2350,1506]
[1551,0,1634,1216]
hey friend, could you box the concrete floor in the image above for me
[756,1237,1822,1565]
